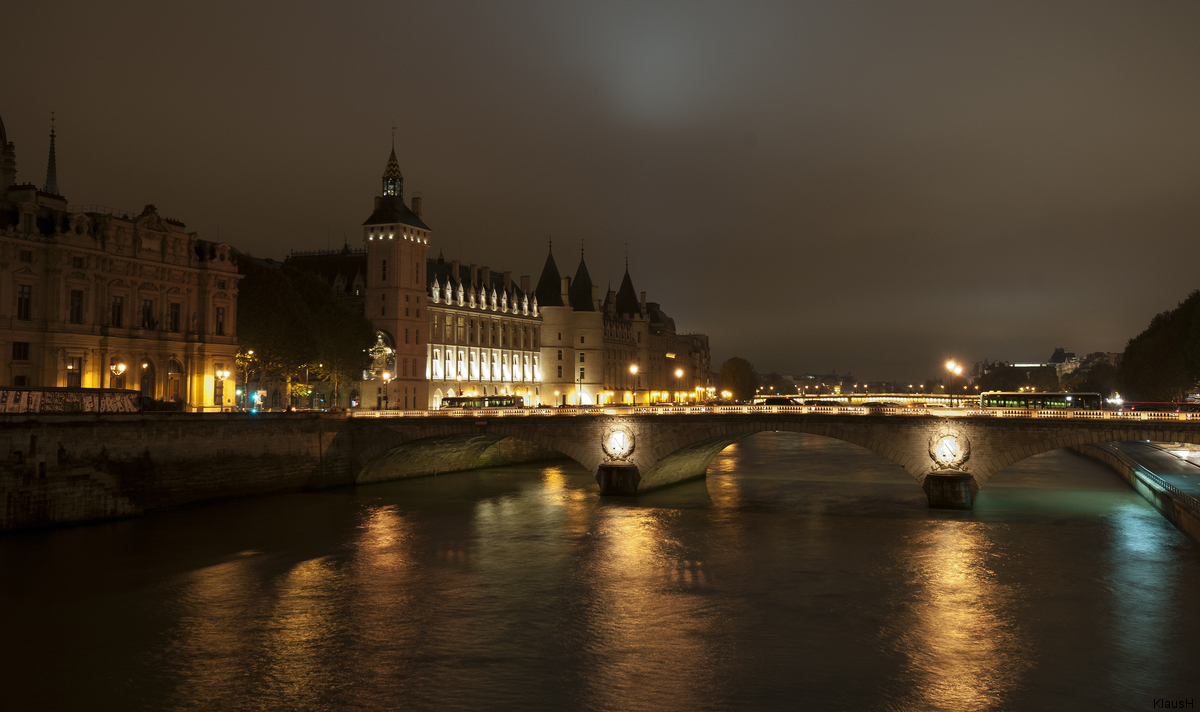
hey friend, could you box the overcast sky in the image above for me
[6,1,1199,381]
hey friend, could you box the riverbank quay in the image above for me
[1074,441,1200,545]
[0,412,563,532]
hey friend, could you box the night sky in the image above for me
[6,1,1199,382]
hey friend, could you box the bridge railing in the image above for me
[348,405,1200,420]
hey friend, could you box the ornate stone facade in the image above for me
[0,114,240,410]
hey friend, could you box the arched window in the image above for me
[167,360,184,401]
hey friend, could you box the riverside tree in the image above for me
[1119,290,1200,402]
[236,254,374,405]
[720,357,758,402]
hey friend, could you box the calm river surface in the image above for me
[2,433,1198,711]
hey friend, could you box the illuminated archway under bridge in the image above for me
[348,412,1200,508]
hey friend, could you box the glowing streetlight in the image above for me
[382,370,392,410]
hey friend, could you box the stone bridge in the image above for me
[350,407,1200,508]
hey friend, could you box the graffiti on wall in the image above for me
[0,389,141,414]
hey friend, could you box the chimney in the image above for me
[591,284,599,310]
[640,291,647,313]
[561,277,570,303]
[471,263,479,287]
[411,195,422,217]
[482,266,490,289]
[520,275,530,295]
[451,259,460,285]
[502,271,512,293]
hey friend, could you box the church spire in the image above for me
[43,112,59,196]
[381,129,403,198]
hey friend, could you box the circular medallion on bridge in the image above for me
[602,424,635,461]
[928,430,971,470]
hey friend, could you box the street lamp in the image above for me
[945,360,963,404]
[215,368,230,411]
[674,368,683,403]
[109,361,126,388]
[382,371,392,410]
[630,364,640,404]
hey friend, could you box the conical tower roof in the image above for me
[615,267,640,316]
[569,253,595,312]
[534,245,564,307]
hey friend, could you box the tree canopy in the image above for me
[1119,290,1200,402]
[236,255,375,390]
[720,357,757,402]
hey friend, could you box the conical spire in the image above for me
[534,240,564,307]
[615,263,640,316]
[381,131,403,198]
[43,112,59,196]
[569,247,596,312]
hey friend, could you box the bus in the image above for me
[440,395,525,409]
[979,392,1103,410]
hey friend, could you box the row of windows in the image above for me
[9,286,225,335]
[431,313,539,348]
[430,349,539,382]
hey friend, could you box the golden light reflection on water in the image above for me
[891,522,1031,712]
[169,556,260,706]
[578,505,720,711]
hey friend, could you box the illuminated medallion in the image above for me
[928,430,970,470]
[602,424,635,461]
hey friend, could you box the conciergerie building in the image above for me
[287,144,711,409]
[0,112,240,410]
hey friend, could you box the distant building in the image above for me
[0,113,240,410]
[285,144,711,408]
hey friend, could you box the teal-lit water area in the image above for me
[1,433,1196,711]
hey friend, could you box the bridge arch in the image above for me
[634,418,923,492]
[975,426,1200,487]
[351,420,596,485]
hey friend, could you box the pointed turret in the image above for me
[569,249,596,312]
[615,266,640,317]
[43,112,59,196]
[382,146,403,198]
[0,112,15,190]
[534,242,565,307]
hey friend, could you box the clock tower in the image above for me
[363,142,431,409]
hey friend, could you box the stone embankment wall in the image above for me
[1072,443,1200,545]
[1,413,354,531]
[1,414,567,532]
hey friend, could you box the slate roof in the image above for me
[614,268,640,316]
[426,258,528,303]
[362,195,430,230]
[568,256,595,311]
[534,248,564,307]
[286,247,367,287]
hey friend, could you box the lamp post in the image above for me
[945,360,963,405]
[630,364,640,405]
[382,371,391,410]
[109,361,126,388]
[215,368,230,411]
[674,368,684,403]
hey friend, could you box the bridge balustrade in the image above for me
[348,405,1200,420]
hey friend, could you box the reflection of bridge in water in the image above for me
[350,404,1200,508]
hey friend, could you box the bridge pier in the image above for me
[922,471,978,509]
[596,463,641,496]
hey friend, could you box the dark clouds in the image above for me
[5,1,1199,380]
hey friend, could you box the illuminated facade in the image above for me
[358,144,543,408]
[0,114,241,410]
[535,247,712,405]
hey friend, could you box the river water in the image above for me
[1,433,1197,711]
